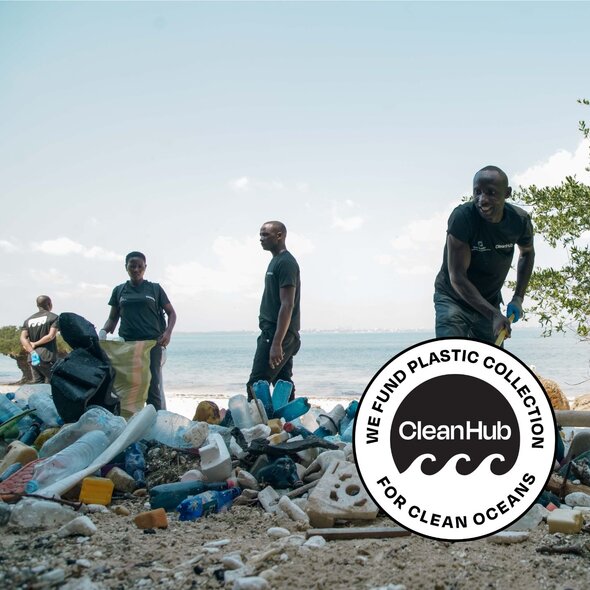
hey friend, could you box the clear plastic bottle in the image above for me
[29,390,63,427]
[146,410,195,448]
[228,395,254,429]
[39,407,126,458]
[26,430,110,493]
[177,487,241,521]
[0,394,21,423]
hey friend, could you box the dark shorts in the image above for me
[30,361,53,384]
[434,292,498,344]
[246,329,301,400]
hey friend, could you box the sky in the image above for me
[1,1,589,333]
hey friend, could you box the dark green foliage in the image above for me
[514,99,590,336]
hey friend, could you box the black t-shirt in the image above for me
[259,250,301,335]
[434,201,534,306]
[108,280,170,341]
[22,310,60,362]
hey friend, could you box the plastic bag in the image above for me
[100,340,156,418]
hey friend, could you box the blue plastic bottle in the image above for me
[252,381,273,417]
[177,487,241,521]
[274,397,310,422]
[283,422,313,438]
[149,480,236,511]
[124,442,146,488]
[339,400,359,435]
[271,380,293,411]
[0,394,21,423]
[30,351,41,366]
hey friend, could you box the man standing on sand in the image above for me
[434,165,535,343]
[247,221,301,400]
[20,295,60,383]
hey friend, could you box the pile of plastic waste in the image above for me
[0,380,363,531]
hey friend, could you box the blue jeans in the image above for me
[434,292,498,344]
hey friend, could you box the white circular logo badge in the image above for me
[354,338,556,541]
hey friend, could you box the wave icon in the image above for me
[403,452,507,476]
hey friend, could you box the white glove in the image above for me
[98,329,107,341]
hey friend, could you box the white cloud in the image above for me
[31,237,120,261]
[0,240,18,253]
[513,139,590,188]
[165,232,314,298]
[55,283,111,300]
[331,200,365,232]
[229,176,286,192]
[29,268,71,285]
[379,204,454,275]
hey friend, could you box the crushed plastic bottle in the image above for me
[26,430,110,493]
[177,488,241,521]
[29,390,63,428]
[39,407,126,458]
[228,395,254,429]
[30,351,41,366]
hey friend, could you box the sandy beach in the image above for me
[2,382,590,589]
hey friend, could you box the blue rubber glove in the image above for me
[506,297,523,323]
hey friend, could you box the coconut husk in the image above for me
[538,376,570,411]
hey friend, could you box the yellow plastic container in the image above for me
[79,476,114,505]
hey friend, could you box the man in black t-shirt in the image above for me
[434,166,535,343]
[247,221,301,400]
[20,295,60,383]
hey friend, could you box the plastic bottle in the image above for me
[149,479,236,512]
[341,418,354,443]
[313,404,346,438]
[251,381,273,417]
[39,407,126,458]
[30,351,41,366]
[339,400,359,435]
[271,380,293,411]
[228,395,254,429]
[29,390,63,427]
[26,430,110,493]
[11,384,51,409]
[177,487,241,521]
[0,394,21,423]
[146,410,198,448]
[19,422,41,446]
[124,442,146,488]
[274,397,310,422]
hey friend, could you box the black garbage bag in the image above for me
[51,312,119,422]
[58,311,106,361]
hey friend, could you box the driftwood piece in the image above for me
[555,411,590,427]
[305,526,410,541]
[546,474,590,498]
[285,480,318,499]
[536,543,588,556]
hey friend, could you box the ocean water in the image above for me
[2,329,589,401]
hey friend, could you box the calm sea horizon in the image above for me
[2,328,590,402]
